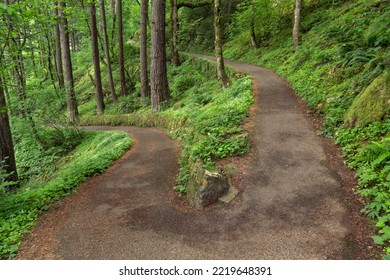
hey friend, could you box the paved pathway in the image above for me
[16,57,376,259]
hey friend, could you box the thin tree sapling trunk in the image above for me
[117,0,127,95]
[214,0,229,88]
[140,0,150,102]
[100,0,117,103]
[58,0,79,123]
[54,4,65,89]
[293,0,302,51]
[170,0,180,66]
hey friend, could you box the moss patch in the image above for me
[344,72,390,127]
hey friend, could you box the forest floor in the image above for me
[16,57,382,259]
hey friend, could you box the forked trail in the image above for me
[16,56,378,259]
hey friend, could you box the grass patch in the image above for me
[0,130,132,259]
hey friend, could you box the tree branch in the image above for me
[177,0,211,9]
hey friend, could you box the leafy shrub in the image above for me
[0,163,17,193]
[12,120,83,182]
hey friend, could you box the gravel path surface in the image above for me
[16,57,380,259]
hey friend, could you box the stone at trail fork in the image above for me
[194,170,229,210]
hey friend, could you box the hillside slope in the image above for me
[220,0,390,258]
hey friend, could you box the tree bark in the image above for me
[110,0,117,53]
[293,0,302,51]
[89,0,105,114]
[140,0,150,101]
[71,30,77,52]
[12,43,28,118]
[45,32,58,91]
[170,0,180,66]
[250,2,258,49]
[29,45,38,78]
[150,0,169,112]
[0,74,19,191]
[100,0,117,103]
[58,0,78,123]
[54,5,65,89]
[117,0,127,95]
[214,0,229,88]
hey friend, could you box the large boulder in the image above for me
[187,161,230,210]
[344,71,390,127]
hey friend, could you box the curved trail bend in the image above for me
[17,56,377,259]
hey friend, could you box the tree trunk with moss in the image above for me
[117,0,127,96]
[250,2,258,49]
[150,0,169,112]
[89,0,105,114]
[170,0,180,66]
[100,0,117,103]
[140,0,150,101]
[54,4,64,89]
[0,75,18,191]
[58,0,78,123]
[214,0,229,88]
[293,0,302,51]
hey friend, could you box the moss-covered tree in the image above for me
[150,0,169,111]
[214,0,229,87]
[117,0,127,96]
[100,0,117,103]
[293,0,302,51]
[140,0,150,101]
[0,74,18,190]
[58,0,78,123]
[89,0,105,114]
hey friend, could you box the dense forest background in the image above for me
[0,0,389,259]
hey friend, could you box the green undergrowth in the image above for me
[79,56,253,193]
[224,0,390,258]
[0,130,132,259]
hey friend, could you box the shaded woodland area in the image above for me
[0,0,389,259]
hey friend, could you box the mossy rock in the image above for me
[344,71,390,127]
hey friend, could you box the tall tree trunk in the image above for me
[140,0,150,102]
[38,36,47,69]
[45,32,58,91]
[150,0,169,112]
[12,49,28,118]
[54,3,64,89]
[100,0,117,103]
[117,0,127,96]
[250,2,258,49]
[71,30,77,52]
[5,1,27,117]
[293,0,302,51]
[58,0,78,123]
[89,0,105,114]
[170,0,180,66]
[0,74,19,191]
[30,45,38,78]
[110,0,117,54]
[214,0,229,88]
